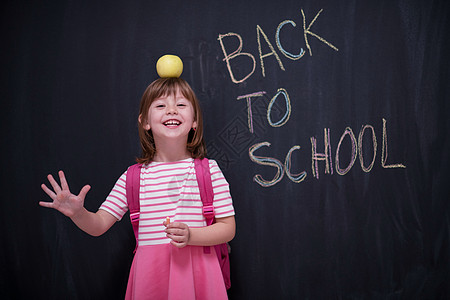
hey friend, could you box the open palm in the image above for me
[40,170,91,218]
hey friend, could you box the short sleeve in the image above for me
[99,171,128,220]
[209,159,235,218]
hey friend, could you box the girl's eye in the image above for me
[155,104,165,108]
[177,103,186,107]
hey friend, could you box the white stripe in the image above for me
[100,158,234,246]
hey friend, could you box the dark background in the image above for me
[1,0,449,299]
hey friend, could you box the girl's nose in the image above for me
[166,105,178,115]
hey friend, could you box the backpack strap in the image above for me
[194,158,214,224]
[126,163,142,253]
[194,158,215,254]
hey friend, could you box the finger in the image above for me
[41,183,56,199]
[39,201,54,208]
[59,170,70,191]
[170,240,187,248]
[165,226,179,235]
[47,174,62,194]
[168,234,184,243]
[78,185,91,198]
[167,230,189,243]
[168,228,187,236]
[167,222,187,229]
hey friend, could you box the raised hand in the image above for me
[40,170,91,218]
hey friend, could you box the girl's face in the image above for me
[142,90,197,143]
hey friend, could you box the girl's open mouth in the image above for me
[163,120,181,126]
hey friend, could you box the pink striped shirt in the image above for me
[99,158,234,246]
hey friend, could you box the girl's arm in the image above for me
[164,216,236,248]
[65,208,117,237]
[189,216,236,246]
[40,170,117,236]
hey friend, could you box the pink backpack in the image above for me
[125,158,231,290]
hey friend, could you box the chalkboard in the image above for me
[1,0,449,299]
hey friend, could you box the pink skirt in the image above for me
[125,244,228,300]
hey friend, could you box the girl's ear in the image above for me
[139,114,151,130]
[192,121,198,131]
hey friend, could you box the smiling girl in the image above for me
[40,78,235,299]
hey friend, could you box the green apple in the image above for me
[156,54,183,78]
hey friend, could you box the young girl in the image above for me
[40,77,236,299]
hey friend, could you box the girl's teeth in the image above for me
[165,120,180,126]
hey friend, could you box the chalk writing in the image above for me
[249,142,285,187]
[238,88,292,132]
[302,9,339,56]
[218,9,339,83]
[237,92,267,133]
[335,127,358,176]
[208,93,281,171]
[285,145,307,183]
[358,125,377,172]
[267,88,291,127]
[248,119,406,187]
[213,8,406,187]
[381,118,406,169]
[248,142,307,187]
[310,128,333,179]
[217,32,256,84]
[257,24,285,77]
[311,119,405,180]
[276,20,305,60]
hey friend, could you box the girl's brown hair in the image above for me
[137,78,206,164]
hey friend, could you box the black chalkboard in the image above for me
[1,0,449,299]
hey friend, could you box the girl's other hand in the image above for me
[40,170,90,218]
[164,221,190,248]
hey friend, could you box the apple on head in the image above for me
[156,54,183,78]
